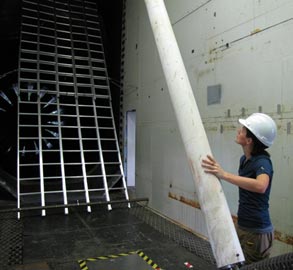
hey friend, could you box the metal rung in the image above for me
[19,150,47,154]
[20,67,39,72]
[92,67,106,71]
[104,162,120,165]
[95,105,110,109]
[20,192,41,196]
[20,138,59,142]
[97,116,112,119]
[44,190,64,194]
[62,175,84,179]
[19,177,42,181]
[19,164,40,167]
[21,31,37,37]
[22,14,37,20]
[87,175,103,178]
[110,187,126,191]
[19,137,59,140]
[19,176,62,182]
[22,22,38,28]
[99,127,114,130]
[19,137,39,140]
[50,126,94,129]
[29,162,103,166]
[88,188,109,192]
[66,189,91,193]
[93,76,107,80]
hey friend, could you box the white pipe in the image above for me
[144,0,244,268]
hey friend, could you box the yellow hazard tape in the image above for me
[77,259,89,270]
[77,250,162,270]
[136,250,159,269]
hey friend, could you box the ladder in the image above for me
[17,0,129,217]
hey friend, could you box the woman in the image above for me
[202,113,277,264]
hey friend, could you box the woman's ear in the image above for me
[246,137,253,145]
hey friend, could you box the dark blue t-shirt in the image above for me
[237,154,274,233]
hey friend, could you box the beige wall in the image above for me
[122,0,293,255]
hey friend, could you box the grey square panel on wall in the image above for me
[207,84,221,105]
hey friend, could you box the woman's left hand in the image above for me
[201,155,225,179]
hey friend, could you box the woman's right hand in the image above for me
[201,155,225,179]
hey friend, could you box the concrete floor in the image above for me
[0,199,217,270]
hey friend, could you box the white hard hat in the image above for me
[239,113,277,147]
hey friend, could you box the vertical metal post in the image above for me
[84,16,112,211]
[109,101,130,208]
[36,12,46,217]
[92,98,112,211]
[144,0,244,268]
[56,96,69,214]
[53,1,68,215]
[17,71,21,220]
[69,2,91,213]
[37,93,46,216]
[74,97,91,213]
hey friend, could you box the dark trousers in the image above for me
[236,225,274,264]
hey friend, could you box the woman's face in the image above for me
[235,126,249,146]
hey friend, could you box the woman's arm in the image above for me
[201,155,269,193]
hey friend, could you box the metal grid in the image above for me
[0,212,23,267]
[17,0,129,217]
[129,203,217,265]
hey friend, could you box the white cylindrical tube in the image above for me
[144,0,245,267]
